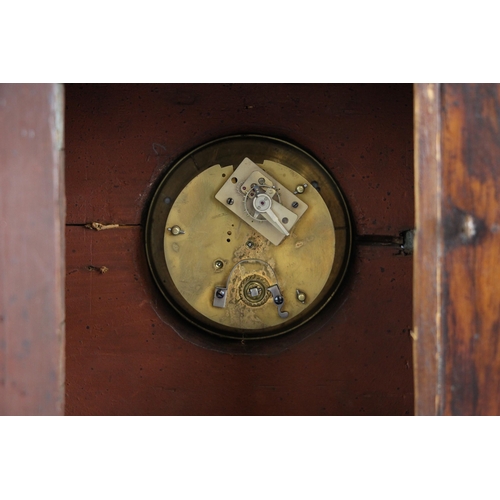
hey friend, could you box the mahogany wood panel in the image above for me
[65,226,413,415]
[65,84,414,415]
[0,84,65,415]
[65,84,414,236]
[414,83,500,415]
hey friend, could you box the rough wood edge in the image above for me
[413,83,444,415]
[51,83,66,415]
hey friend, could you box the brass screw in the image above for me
[168,225,185,235]
[296,289,306,303]
[295,185,305,194]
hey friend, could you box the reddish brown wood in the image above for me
[65,84,414,415]
[65,226,413,415]
[441,84,500,415]
[65,84,414,236]
[413,83,443,415]
[414,83,500,415]
[0,84,65,415]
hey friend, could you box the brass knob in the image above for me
[168,225,185,235]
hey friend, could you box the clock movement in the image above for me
[145,135,352,339]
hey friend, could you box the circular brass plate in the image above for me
[145,135,352,340]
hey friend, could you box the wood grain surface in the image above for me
[0,84,65,415]
[442,84,500,415]
[413,83,442,415]
[414,83,500,415]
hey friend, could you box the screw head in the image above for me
[274,295,284,305]
[292,201,299,209]
[214,260,224,270]
[258,178,265,185]
[295,185,305,194]
[282,217,289,224]
[226,198,234,205]
[246,241,254,248]
[170,225,183,235]
[216,289,226,298]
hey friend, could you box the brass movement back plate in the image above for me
[145,135,352,340]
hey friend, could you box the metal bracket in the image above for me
[267,284,289,319]
[213,287,228,308]
[401,229,415,255]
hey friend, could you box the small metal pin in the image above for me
[246,241,254,248]
[296,289,306,304]
[167,225,185,235]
